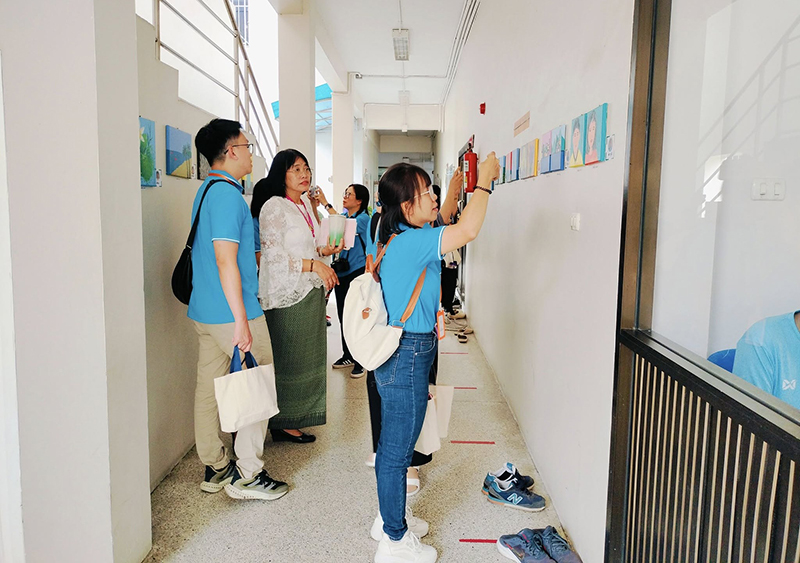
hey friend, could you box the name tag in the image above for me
[436,308,446,340]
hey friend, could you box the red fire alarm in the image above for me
[480,103,486,114]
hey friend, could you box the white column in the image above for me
[0,0,151,561]
[332,91,355,205]
[277,0,316,169]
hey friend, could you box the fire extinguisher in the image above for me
[463,148,478,193]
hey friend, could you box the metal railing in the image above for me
[153,0,278,162]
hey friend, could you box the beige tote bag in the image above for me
[214,348,279,433]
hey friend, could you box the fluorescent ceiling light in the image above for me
[393,29,409,61]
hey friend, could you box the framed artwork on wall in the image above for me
[569,115,586,168]
[539,130,552,174]
[139,117,156,187]
[584,103,608,165]
[550,125,566,172]
[166,125,192,178]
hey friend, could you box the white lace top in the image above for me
[258,195,325,310]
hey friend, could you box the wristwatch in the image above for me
[325,203,334,210]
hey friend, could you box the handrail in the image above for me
[155,0,279,163]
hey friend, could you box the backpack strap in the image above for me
[369,229,427,326]
[399,270,427,324]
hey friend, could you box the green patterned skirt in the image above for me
[264,286,327,429]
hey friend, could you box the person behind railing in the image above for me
[189,118,287,500]
[369,153,499,563]
[250,149,342,444]
[312,184,372,378]
[733,310,800,410]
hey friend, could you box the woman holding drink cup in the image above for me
[313,184,372,377]
[250,149,343,444]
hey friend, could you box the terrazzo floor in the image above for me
[145,303,566,562]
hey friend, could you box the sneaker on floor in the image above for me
[200,460,236,493]
[351,364,365,378]
[224,468,288,500]
[486,478,546,512]
[541,526,583,563]
[482,462,534,495]
[374,530,437,563]
[370,506,429,541]
[449,310,466,320]
[332,356,354,369]
[497,529,555,562]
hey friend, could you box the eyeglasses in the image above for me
[226,143,253,154]
[288,164,313,176]
[415,189,435,201]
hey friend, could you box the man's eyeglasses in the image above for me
[288,165,313,176]
[225,143,253,154]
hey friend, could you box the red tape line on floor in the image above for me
[454,386,477,390]
[440,352,469,355]
[450,440,495,445]
[459,539,497,544]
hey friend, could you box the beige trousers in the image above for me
[193,316,273,479]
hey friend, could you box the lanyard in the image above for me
[207,172,242,189]
[287,196,315,237]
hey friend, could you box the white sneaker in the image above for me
[449,310,466,320]
[365,452,376,467]
[370,506,429,541]
[374,530,437,563]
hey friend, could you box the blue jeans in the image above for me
[374,331,437,540]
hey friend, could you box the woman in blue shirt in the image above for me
[370,154,499,563]
[315,184,371,377]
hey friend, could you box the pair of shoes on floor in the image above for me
[201,462,288,501]
[447,310,466,320]
[370,505,429,541]
[497,526,582,563]
[270,428,316,443]
[375,529,437,563]
[457,333,468,344]
[484,464,545,512]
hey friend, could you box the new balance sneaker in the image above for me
[351,364,366,378]
[332,356,354,369]
[200,460,236,493]
[541,526,583,563]
[374,529,437,563]
[486,478,546,512]
[370,506,429,541]
[497,528,555,562]
[482,463,535,495]
[224,468,288,500]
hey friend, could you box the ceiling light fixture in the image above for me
[392,29,409,61]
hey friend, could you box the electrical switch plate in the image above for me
[751,178,786,201]
[570,213,581,231]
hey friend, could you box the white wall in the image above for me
[316,127,334,202]
[435,0,635,560]
[652,0,800,356]
[1,0,151,560]
[363,128,380,190]
[137,16,220,490]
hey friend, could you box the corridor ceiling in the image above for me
[314,0,471,107]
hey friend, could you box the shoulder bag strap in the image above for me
[185,179,225,250]
[399,270,427,324]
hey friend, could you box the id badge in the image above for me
[436,308,446,340]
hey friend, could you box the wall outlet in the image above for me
[570,213,581,231]
[751,178,786,201]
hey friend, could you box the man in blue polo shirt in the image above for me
[190,119,288,500]
[733,310,800,411]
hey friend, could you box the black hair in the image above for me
[250,148,309,218]
[195,118,242,166]
[431,184,441,202]
[377,162,431,245]
[348,183,370,215]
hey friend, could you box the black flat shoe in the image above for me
[270,429,316,443]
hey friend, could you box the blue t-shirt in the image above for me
[338,210,371,276]
[187,170,263,324]
[733,312,800,410]
[253,216,261,254]
[378,223,445,334]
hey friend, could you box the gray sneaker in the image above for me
[224,468,289,500]
[541,526,583,563]
[200,461,236,493]
[497,528,554,562]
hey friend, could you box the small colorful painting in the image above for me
[532,138,539,177]
[139,117,156,187]
[505,151,513,182]
[166,125,192,178]
[498,155,506,184]
[569,115,585,168]
[539,131,552,174]
[550,125,566,172]
[512,148,520,181]
[584,103,608,165]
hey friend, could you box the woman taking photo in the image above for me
[370,153,499,563]
[250,149,342,444]
[314,184,371,378]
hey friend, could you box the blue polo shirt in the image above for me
[378,223,445,334]
[187,170,263,324]
[338,210,371,277]
[733,312,800,410]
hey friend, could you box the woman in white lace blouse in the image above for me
[250,149,342,444]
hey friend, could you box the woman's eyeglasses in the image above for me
[288,165,313,176]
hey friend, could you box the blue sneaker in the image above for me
[541,526,583,563]
[487,478,546,512]
[497,528,555,562]
[482,462,535,495]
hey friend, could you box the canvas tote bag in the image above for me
[414,385,455,455]
[214,346,279,433]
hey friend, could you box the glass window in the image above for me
[651,0,800,412]
[233,0,249,45]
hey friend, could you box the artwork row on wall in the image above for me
[140,118,200,187]
[495,103,609,186]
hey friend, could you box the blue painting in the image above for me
[584,103,608,165]
[512,148,520,181]
[498,155,506,184]
[550,125,566,172]
[166,125,192,178]
[539,130,552,174]
[139,117,156,187]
